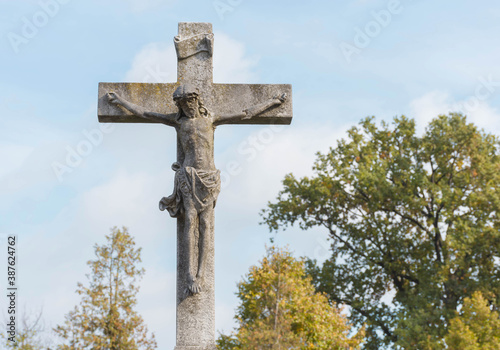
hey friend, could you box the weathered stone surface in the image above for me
[174,32,213,60]
[98,22,293,349]
[98,82,179,123]
[98,83,292,124]
[177,22,213,87]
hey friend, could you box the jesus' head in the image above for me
[173,84,209,119]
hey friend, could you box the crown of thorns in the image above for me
[173,84,199,100]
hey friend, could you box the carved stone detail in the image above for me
[174,33,214,59]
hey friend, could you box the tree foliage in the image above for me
[262,114,500,349]
[445,291,500,350]
[54,227,157,350]
[217,246,365,350]
[1,309,51,350]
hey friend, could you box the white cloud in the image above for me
[217,122,346,210]
[410,90,452,133]
[212,31,259,84]
[81,170,158,232]
[410,90,500,135]
[125,43,177,83]
[125,31,259,84]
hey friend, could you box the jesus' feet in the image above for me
[188,278,202,295]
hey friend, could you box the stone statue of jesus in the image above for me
[107,84,286,295]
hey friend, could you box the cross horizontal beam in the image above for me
[98,82,292,125]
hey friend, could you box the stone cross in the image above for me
[98,22,292,350]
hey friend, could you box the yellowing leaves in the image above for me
[445,292,500,350]
[217,246,365,350]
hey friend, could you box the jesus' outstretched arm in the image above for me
[213,93,287,126]
[107,92,178,127]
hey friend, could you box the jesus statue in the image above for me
[107,84,286,295]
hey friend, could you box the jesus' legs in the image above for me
[183,196,215,295]
[183,196,201,295]
[197,205,214,282]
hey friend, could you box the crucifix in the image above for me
[98,22,292,350]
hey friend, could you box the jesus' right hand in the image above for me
[107,92,122,106]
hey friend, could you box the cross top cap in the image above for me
[173,83,199,101]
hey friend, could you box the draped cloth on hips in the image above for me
[159,166,221,217]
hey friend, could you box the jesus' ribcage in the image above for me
[178,116,216,170]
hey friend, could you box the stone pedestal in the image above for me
[174,217,216,349]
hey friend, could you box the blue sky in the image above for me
[1,0,500,348]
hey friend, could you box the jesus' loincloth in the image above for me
[159,164,221,217]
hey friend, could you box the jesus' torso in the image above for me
[176,115,216,170]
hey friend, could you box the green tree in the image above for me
[54,227,157,350]
[217,246,365,350]
[445,291,500,350]
[262,114,500,349]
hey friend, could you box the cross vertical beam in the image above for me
[174,23,216,350]
[176,22,213,87]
